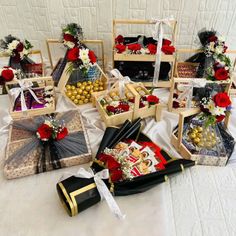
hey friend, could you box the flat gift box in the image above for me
[4,110,92,179]
[57,119,195,216]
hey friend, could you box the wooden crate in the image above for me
[126,82,163,121]
[171,108,231,166]
[168,48,234,112]
[6,76,56,119]
[4,110,92,179]
[57,62,108,107]
[112,19,177,88]
[92,82,136,127]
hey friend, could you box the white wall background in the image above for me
[0,0,236,67]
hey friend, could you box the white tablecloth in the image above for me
[0,90,236,236]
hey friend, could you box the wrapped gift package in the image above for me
[113,19,177,88]
[6,76,56,119]
[57,119,195,216]
[4,110,92,179]
[171,109,235,166]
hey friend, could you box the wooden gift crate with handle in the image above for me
[126,82,163,122]
[171,108,231,166]
[4,110,92,179]
[6,76,56,119]
[92,81,137,127]
[112,19,177,88]
[168,48,234,113]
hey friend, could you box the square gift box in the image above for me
[4,110,92,179]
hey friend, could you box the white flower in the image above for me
[209,42,215,51]
[44,120,53,127]
[79,48,89,58]
[63,40,75,49]
[7,40,19,51]
[210,106,226,116]
[205,99,215,111]
[218,36,225,42]
[110,101,120,107]
[140,48,149,55]
[215,46,224,54]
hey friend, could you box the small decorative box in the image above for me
[4,110,92,179]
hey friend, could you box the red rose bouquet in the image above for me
[36,118,68,141]
[62,23,83,49]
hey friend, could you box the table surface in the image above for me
[0,90,236,236]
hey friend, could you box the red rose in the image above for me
[213,92,231,108]
[115,35,124,44]
[162,39,171,46]
[118,103,130,112]
[161,45,175,54]
[16,42,24,52]
[1,69,14,81]
[208,35,218,42]
[216,115,225,122]
[147,95,159,104]
[110,169,123,182]
[37,124,52,140]
[128,43,141,52]
[106,105,116,113]
[115,44,126,53]
[214,68,229,81]
[64,33,76,43]
[106,158,121,170]
[88,50,97,64]
[56,127,68,140]
[147,44,157,54]
[139,101,145,108]
[67,47,79,61]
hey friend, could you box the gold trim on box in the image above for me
[70,183,97,215]
[58,183,75,217]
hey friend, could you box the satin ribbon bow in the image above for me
[151,16,175,86]
[9,80,42,111]
[176,78,207,108]
[75,167,125,220]
[110,69,132,99]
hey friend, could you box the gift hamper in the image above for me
[57,118,195,217]
[171,91,235,166]
[168,30,233,112]
[4,110,92,179]
[113,18,177,87]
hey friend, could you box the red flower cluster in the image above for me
[88,50,97,63]
[67,47,79,61]
[106,102,130,115]
[36,123,68,141]
[161,38,175,54]
[213,92,231,108]
[0,67,15,81]
[146,95,159,105]
[147,44,157,54]
[115,35,124,44]
[214,66,229,81]
[128,43,141,52]
[115,44,126,53]
[98,153,123,182]
[63,33,77,43]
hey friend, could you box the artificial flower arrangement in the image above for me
[4,110,92,179]
[61,23,83,49]
[56,119,195,217]
[0,35,44,77]
[115,35,175,55]
[171,91,235,166]
[0,66,18,83]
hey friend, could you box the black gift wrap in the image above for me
[57,119,195,216]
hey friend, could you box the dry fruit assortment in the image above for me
[65,79,105,105]
[99,86,159,116]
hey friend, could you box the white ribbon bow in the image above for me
[176,78,207,108]
[152,16,175,86]
[75,168,125,220]
[110,69,132,98]
[9,80,42,111]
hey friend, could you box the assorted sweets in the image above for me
[13,86,54,111]
[65,79,105,105]
[99,85,159,116]
[97,139,167,183]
